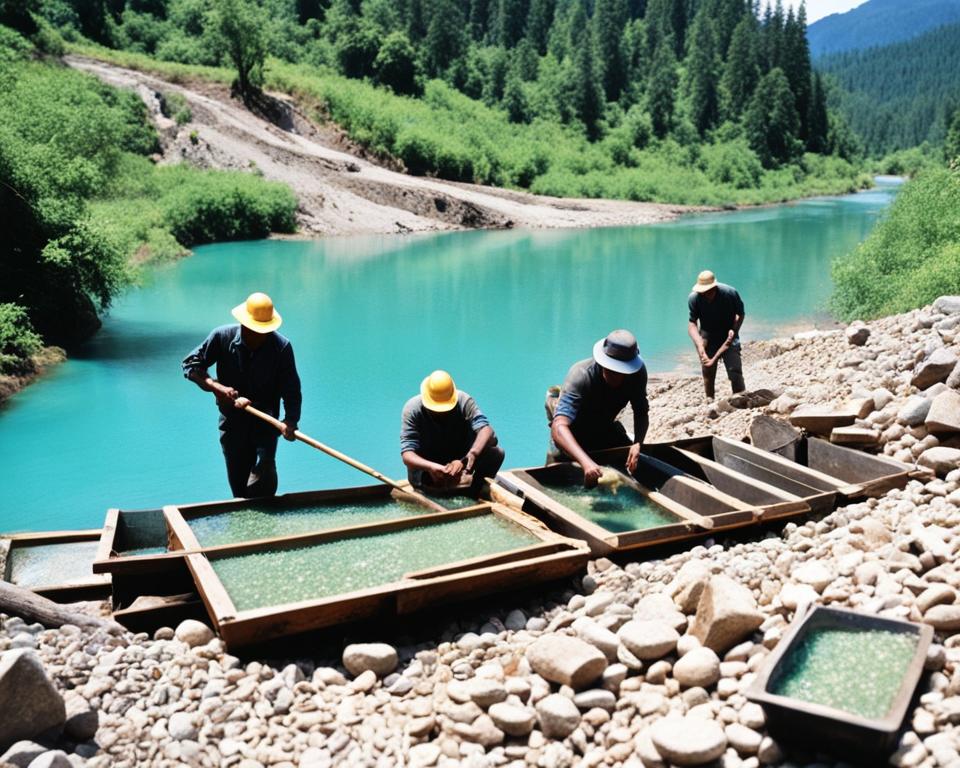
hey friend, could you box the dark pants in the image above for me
[220,426,279,499]
[547,421,631,464]
[702,341,745,399]
[409,443,506,497]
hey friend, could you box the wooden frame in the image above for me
[2,530,110,601]
[179,503,589,647]
[786,437,916,499]
[498,452,759,556]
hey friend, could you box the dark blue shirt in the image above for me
[688,283,745,343]
[555,358,648,444]
[182,324,302,428]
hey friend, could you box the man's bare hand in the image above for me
[426,464,448,486]
[443,459,465,485]
[582,461,603,489]
[214,384,239,407]
[282,420,297,441]
[626,443,642,474]
[464,451,477,474]
[233,396,251,410]
[698,349,710,366]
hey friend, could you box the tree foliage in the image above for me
[210,0,267,100]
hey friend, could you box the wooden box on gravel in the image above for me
[162,499,588,647]
[497,451,759,555]
[746,606,932,764]
[1,530,110,602]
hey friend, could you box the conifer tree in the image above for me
[594,0,628,100]
[572,23,605,139]
[495,0,530,48]
[525,0,555,54]
[807,71,829,154]
[647,39,677,138]
[424,0,465,75]
[685,10,720,135]
[745,66,802,167]
[781,5,812,142]
[469,0,492,42]
[721,12,759,118]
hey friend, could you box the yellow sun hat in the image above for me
[692,270,718,293]
[232,292,282,333]
[421,370,458,412]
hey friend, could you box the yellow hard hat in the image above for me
[421,370,458,412]
[232,292,282,333]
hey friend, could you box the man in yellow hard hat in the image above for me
[183,292,302,498]
[400,370,504,496]
[550,329,648,487]
[688,270,746,399]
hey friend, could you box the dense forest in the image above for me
[806,0,960,58]
[36,0,867,196]
[0,20,296,381]
[818,22,960,157]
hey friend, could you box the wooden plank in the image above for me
[95,509,119,565]
[94,551,186,576]
[715,437,857,495]
[164,505,201,552]
[806,438,913,496]
[487,480,525,510]
[175,484,394,521]
[401,542,569,580]
[0,580,123,633]
[670,448,805,506]
[6,529,101,543]
[185,553,237,626]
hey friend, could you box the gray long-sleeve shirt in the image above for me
[182,324,302,428]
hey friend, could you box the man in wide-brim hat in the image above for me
[687,270,746,400]
[550,329,649,488]
[183,292,302,498]
[400,370,504,496]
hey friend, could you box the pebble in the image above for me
[174,620,214,648]
[650,716,728,765]
[342,643,398,678]
[673,647,721,689]
[617,620,679,660]
[536,694,581,739]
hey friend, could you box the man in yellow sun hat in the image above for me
[400,370,504,496]
[183,292,302,498]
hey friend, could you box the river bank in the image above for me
[0,348,65,408]
[3,298,960,767]
[66,56,699,238]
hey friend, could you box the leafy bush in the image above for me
[0,303,43,375]
[832,167,960,319]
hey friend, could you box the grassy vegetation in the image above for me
[832,164,960,320]
[1,27,296,376]
[74,42,871,206]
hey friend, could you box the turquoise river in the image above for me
[0,184,897,532]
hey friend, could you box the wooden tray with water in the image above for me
[181,503,589,647]
[1,530,109,601]
[498,453,756,555]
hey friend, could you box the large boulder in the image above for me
[0,650,65,747]
[526,635,607,689]
[934,296,960,315]
[898,396,932,426]
[650,716,728,766]
[669,560,712,614]
[342,643,398,678]
[912,348,959,390]
[926,390,960,434]
[689,576,763,654]
[918,447,960,477]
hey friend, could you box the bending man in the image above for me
[401,370,504,496]
[183,292,301,498]
[550,329,649,487]
[687,270,745,399]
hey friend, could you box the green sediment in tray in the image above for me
[118,546,168,557]
[771,627,918,719]
[538,482,679,533]
[211,514,540,611]
[8,540,101,587]
[189,499,430,547]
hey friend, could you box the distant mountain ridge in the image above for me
[807,0,960,57]
[817,21,960,154]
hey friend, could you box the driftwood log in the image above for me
[0,580,125,634]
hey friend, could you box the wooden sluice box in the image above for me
[497,451,763,555]
[1,530,110,602]
[142,485,588,647]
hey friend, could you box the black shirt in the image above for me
[400,392,490,463]
[555,359,648,445]
[688,283,745,343]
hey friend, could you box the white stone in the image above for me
[535,694,581,739]
[342,643,398,678]
[650,716,727,766]
[487,702,535,737]
[174,620,214,648]
[526,635,607,689]
[168,712,198,741]
[689,576,763,654]
[673,647,721,689]
[617,620,679,660]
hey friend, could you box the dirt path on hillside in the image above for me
[68,56,699,236]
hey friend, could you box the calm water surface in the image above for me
[1,184,896,531]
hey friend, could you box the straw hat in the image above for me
[692,270,718,293]
[421,370,458,412]
[232,292,282,333]
[593,329,644,375]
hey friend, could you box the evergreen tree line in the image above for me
[817,22,960,157]
[40,0,855,169]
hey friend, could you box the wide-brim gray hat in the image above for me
[593,329,644,375]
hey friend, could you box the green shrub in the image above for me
[0,303,43,375]
[832,166,960,319]
[161,90,192,124]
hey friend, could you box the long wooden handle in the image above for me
[707,340,731,368]
[242,404,447,513]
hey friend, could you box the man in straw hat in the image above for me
[687,270,745,400]
[550,330,649,487]
[400,370,504,496]
[183,292,302,498]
